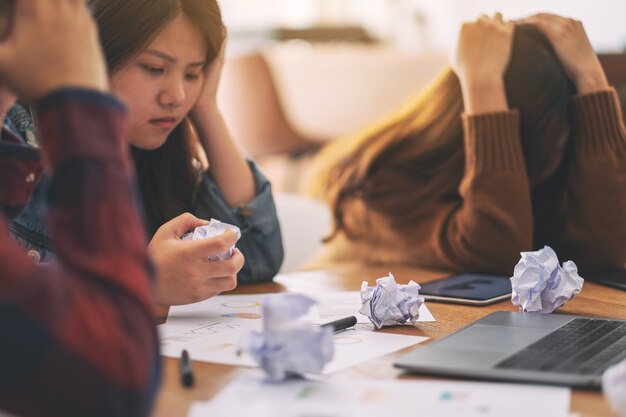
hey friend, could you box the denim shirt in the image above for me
[5,104,53,263]
[5,104,284,283]
[194,162,284,283]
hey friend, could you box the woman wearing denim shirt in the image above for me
[7,0,283,307]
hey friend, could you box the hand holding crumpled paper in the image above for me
[239,293,334,381]
[359,273,424,329]
[510,246,584,313]
[182,219,241,261]
[603,359,626,417]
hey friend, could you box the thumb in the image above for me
[185,228,239,259]
[160,212,209,238]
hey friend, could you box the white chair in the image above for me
[274,192,331,273]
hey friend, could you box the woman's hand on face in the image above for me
[450,13,515,114]
[190,34,227,117]
[148,212,244,306]
[519,14,608,95]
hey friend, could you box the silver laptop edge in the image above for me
[394,311,626,389]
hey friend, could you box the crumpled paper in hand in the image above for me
[510,246,584,313]
[182,219,241,261]
[239,293,334,381]
[359,273,424,329]
[603,359,626,417]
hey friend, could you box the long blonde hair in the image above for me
[310,67,464,240]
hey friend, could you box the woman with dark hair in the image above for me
[8,0,284,306]
[309,13,626,276]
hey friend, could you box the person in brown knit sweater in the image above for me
[308,13,626,277]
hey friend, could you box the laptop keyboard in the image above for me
[495,318,626,375]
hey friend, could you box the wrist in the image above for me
[574,70,609,95]
[461,78,509,114]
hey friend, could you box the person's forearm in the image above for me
[0,89,159,417]
[40,89,155,305]
[440,111,532,274]
[561,89,626,269]
[192,104,255,206]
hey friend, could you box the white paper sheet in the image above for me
[161,326,427,374]
[187,376,572,417]
[159,293,430,374]
[314,290,434,324]
[160,291,434,337]
[274,271,437,324]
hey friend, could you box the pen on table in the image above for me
[180,349,194,387]
[321,315,358,333]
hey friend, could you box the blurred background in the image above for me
[222,0,626,52]
[214,0,626,271]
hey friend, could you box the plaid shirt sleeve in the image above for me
[0,89,160,417]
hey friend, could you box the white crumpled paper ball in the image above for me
[510,246,584,313]
[603,359,626,417]
[182,218,241,261]
[239,293,334,381]
[359,273,424,329]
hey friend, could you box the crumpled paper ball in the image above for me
[603,359,626,417]
[182,219,241,261]
[239,293,334,381]
[359,273,424,329]
[510,246,584,313]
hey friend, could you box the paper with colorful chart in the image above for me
[187,376,572,417]
[159,292,431,374]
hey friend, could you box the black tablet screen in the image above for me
[419,273,512,301]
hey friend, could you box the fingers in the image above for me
[521,12,568,23]
[193,249,243,281]
[0,0,38,58]
[186,229,240,259]
[0,0,108,102]
[451,11,514,114]
[204,275,237,293]
[196,247,243,275]
[475,12,506,25]
[187,274,237,302]
[157,212,209,237]
[186,250,244,300]
[173,275,236,304]
[519,13,582,34]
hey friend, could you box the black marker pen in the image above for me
[180,349,194,387]
[321,315,358,333]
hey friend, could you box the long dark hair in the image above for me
[310,25,575,240]
[88,0,225,235]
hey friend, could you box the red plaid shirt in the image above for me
[0,89,159,417]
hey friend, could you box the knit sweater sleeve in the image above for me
[422,110,533,274]
[559,88,626,270]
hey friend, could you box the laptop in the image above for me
[394,311,626,389]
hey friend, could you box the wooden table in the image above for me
[153,263,626,417]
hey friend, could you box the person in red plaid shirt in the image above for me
[0,1,159,416]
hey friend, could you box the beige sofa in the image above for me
[217,43,448,192]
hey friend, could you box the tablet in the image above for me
[418,273,512,306]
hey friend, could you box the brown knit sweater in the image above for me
[311,89,626,275]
